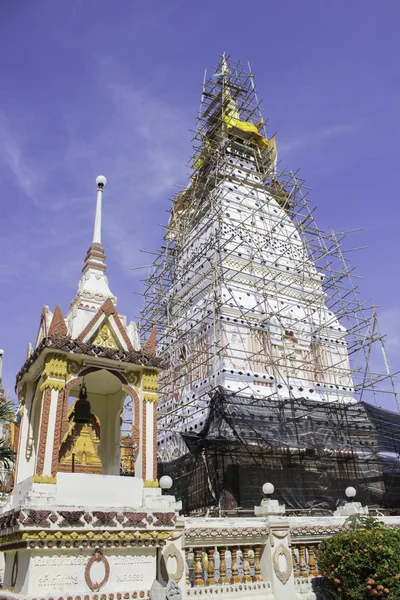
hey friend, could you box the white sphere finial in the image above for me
[96,175,107,188]
[0,349,4,356]
[262,482,274,496]
[345,486,356,499]
[159,475,173,490]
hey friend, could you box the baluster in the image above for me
[242,547,252,583]
[308,545,317,577]
[248,548,255,581]
[253,545,263,582]
[202,550,208,583]
[185,548,190,586]
[194,548,204,587]
[291,547,299,578]
[314,544,320,575]
[219,547,229,584]
[206,547,216,585]
[230,546,240,583]
[299,545,307,578]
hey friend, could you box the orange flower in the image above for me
[372,591,378,596]
[378,545,383,550]
[384,565,388,569]
[367,585,372,590]
[338,588,342,593]
[334,578,341,584]
[368,579,375,585]
[396,574,400,580]
[384,589,389,594]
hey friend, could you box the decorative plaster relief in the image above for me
[184,526,269,543]
[43,354,68,379]
[143,394,158,403]
[10,552,18,588]
[36,389,52,476]
[31,474,56,484]
[0,508,176,533]
[85,550,110,592]
[92,322,118,350]
[123,513,147,528]
[142,369,158,393]
[153,513,176,527]
[40,354,68,391]
[58,511,86,527]
[161,543,184,582]
[126,371,140,386]
[16,334,166,385]
[272,543,292,585]
[67,360,82,376]
[143,480,158,488]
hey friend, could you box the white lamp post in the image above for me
[345,486,357,501]
[262,482,274,496]
[254,481,285,516]
[159,475,173,491]
[334,485,368,516]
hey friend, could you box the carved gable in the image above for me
[90,320,120,350]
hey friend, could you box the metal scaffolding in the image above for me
[135,55,399,511]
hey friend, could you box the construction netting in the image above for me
[158,388,400,514]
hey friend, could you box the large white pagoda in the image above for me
[153,57,356,464]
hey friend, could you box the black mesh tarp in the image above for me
[159,389,400,513]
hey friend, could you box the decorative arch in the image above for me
[121,384,141,470]
[79,366,128,385]
[52,376,82,477]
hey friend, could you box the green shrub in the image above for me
[317,523,400,599]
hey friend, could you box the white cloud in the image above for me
[279,122,361,154]
[0,112,42,205]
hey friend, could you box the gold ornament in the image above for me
[31,475,57,484]
[144,479,159,488]
[143,393,158,403]
[142,369,158,392]
[40,354,67,391]
[92,322,118,349]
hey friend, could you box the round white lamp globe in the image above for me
[96,175,107,187]
[262,482,274,496]
[345,486,357,499]
[159,475,173,490]
[0,349,4,356]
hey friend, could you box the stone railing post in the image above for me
[261,516,297,600]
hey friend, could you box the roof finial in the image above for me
[221,52,229,77]
[0,349,4,381]
[93,175,107,245]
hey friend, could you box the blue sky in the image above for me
[1,1,400,409]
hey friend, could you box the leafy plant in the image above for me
[0,395,15,472]
[318,526,400,599]
[345,514,385,531]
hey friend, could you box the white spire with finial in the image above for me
[93,175,107,244]
[0,349,4,381]
[66,176,117,337]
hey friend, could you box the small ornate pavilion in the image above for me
[0,177,183,599]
